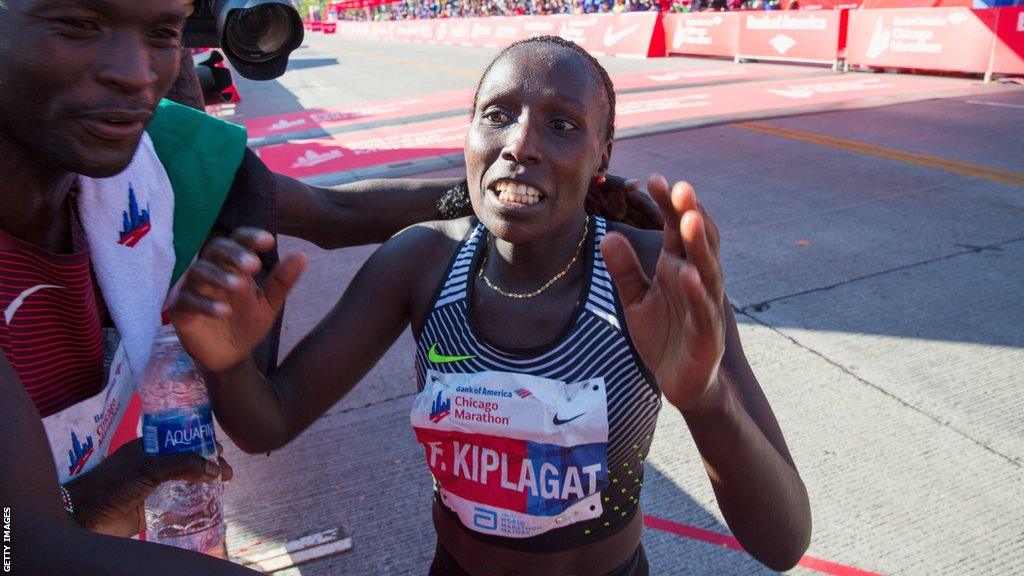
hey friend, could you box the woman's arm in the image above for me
[601,175,811,571]
[171,224,456,453]
[679,298,811,571]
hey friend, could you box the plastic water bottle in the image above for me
[140,329,226,555]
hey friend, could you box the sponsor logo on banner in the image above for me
[471,23,492,38]
[270,118,307,131]
[673,15,725,48]
[496,24,518,38]
[671,15,729,48]
[745,13,827,31]
[866,19,890,59]
[559,15,598,44]
[769,34,797,55]
[673,22,687,48]
[603,24,640,47]
[865,13,963,59]
[292,149,343,168]
[523,20,555,34]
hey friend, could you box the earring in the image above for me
[593,175,606,185]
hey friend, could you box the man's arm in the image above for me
[0,355,258,576]
[276,173,460,248]
[274,171,664,249]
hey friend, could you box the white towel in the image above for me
[77,133,176,377]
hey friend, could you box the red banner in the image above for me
[332,13,662,58]
[663,13,740,57]
[847,8,998,74]
[991,7,1024,74]
[737,10,847,64]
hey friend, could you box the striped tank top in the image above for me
[411,216,662,552]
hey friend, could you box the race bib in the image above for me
[411,370,609,539]
[42,329,135,484]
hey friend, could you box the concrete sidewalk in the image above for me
[219,38,1024,575]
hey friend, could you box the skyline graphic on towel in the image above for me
[67,429,95,475]
[118,183,151,247]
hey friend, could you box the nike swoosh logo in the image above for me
[428,343,475,364]
[552,412,586,426]
[4,284,61,325]
[603,24,640,47]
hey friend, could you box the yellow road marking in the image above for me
[733,121,1024,188]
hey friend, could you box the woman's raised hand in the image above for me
[600,175,726,412]
[170,227,308,373]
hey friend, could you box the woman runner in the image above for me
[171,36,811,575]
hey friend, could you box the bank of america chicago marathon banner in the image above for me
[663,11,847,63]
[410,370,610,538]
[847,7,1024,75]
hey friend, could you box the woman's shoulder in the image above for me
[604,220,661,278]
[382,217,477,259]
[378,217,479,323]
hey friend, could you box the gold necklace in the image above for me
[478,218,589,299]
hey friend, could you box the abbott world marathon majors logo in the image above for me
[865,11,967,59]
[412,371,610,537]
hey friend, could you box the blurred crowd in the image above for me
[334,0,781,21]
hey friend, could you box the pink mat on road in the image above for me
[256,117,468,179]
[244,90,475,141]
[242,64,820,141]
[611,62,820,91]
[255,73,976,180]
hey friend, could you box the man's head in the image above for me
[0,0,186,178]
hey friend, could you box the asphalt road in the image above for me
[217,33,1024,575]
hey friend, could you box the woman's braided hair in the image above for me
[440,36,628,221]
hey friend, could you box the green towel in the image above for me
[146,99,248,287]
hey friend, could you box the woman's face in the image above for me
[465,44,612,244]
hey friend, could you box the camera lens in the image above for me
[224,4,294,63]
